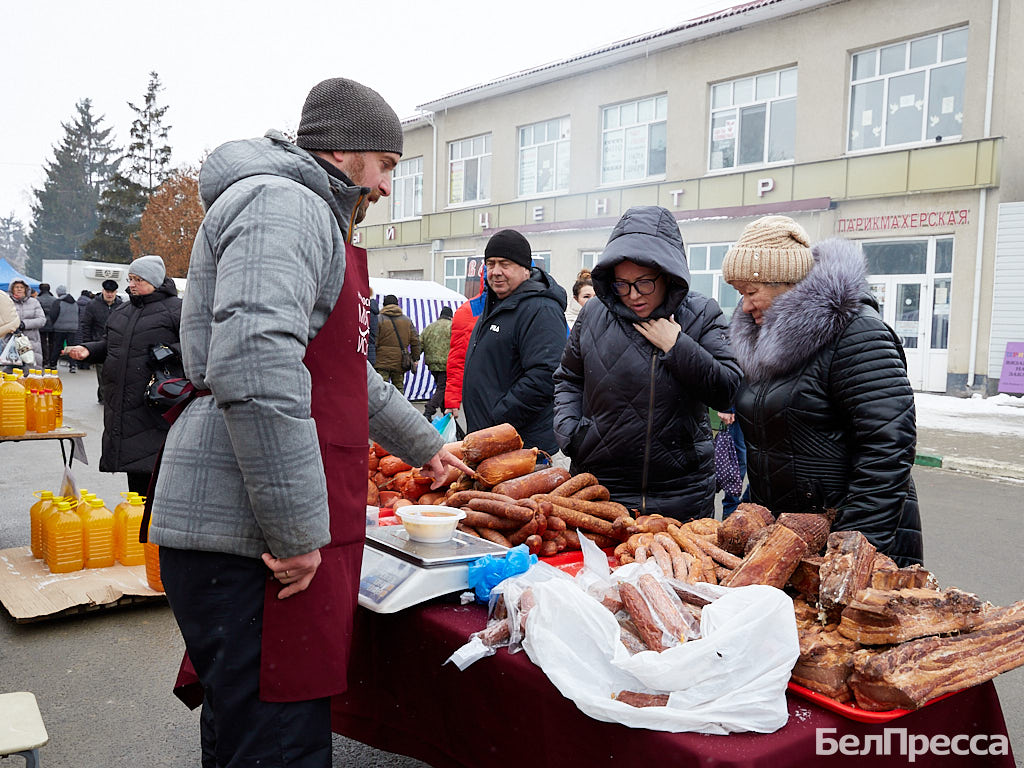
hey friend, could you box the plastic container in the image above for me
[29,490,56,559]
[395,506,466,543]
[143,510,164,592]
[81,498,115,569]
[0,373,27,437]
[45,500,83,573]
[45,370,63,428]
[116,496,146,566]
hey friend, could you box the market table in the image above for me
[0,427,86,466]
[331,600,1015,768]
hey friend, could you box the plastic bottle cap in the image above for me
[56,501,72,511]
[88,498,105,507]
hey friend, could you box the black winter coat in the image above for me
[83,278,182,474]
[79,294,123,343]
[731,237,922,566]
[463,267,567,453]
[553,206,741,519]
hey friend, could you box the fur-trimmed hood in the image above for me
[729,237,874,382]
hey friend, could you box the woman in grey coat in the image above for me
[6,279,44,366]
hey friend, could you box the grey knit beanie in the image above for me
[129,254,166,288]
[295,78,403,156]
[722,215,814,284]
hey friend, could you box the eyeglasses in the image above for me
[610,274,661,297]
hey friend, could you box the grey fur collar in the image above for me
[729,237,869,382]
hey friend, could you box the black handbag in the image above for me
[386,314,414,372]
[144,344,190,411]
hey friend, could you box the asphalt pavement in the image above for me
[0,366,1021,766]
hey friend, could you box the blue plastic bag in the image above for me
[467,544,537,602]
[432,413,457,443]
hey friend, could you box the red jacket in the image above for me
[444,299,476,409]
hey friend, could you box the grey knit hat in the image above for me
[129,254,166,288]
[295,78,403,156]
[722,215,814,284]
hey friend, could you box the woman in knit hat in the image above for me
[722,215,922,566]
[553,206,742,520]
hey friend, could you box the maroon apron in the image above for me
[174,242,371,705]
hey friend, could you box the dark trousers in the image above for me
[50,331,77,368]
[126,472,151,498]
[423,369,446,419]
[39,331,54,369]
[161,547,331,768]
[93,362,104,402]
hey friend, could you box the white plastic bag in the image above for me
[521,567,799,734]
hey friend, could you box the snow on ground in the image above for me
[915,392,1024,436]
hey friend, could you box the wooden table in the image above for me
[0,428,86,465]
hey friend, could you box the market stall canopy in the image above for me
[369,278,467,401]
[0,259,40,292]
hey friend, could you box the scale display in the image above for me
[359,525,508,614]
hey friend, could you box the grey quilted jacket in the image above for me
[150,131,442,559]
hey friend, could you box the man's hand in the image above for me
[261,549,321,599]
[717,412,736,425]
[633,314,681,353]
[420,447,473,489]
[64,345,90,361]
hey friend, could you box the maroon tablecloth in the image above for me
[331,600,1015,768]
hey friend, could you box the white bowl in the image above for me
[396,505,466,543]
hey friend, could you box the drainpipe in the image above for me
[967,0,999,389]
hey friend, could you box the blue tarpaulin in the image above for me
[0,258,40,292]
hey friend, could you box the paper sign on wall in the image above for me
[998,342,1024,394]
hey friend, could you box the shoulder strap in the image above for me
[385,313,406,349]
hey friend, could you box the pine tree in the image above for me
[86,72,172,262]
[0,214,28,272]
[128,72,173,194]
[24,99,118,276]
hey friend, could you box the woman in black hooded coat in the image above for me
[553,206,741,520]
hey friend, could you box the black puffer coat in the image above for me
[731,237,922,566]
[553,206,741,519]
[463,267,567,454]
[82,278,182,474]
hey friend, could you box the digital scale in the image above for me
[358,524,508,613]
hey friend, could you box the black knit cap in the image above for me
[485,229,533,269]
[295,78,403,156]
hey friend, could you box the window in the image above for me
[601,95,667,185]
[391,156,423,221]
[444,255,485,297]
[709,67,797,171]
[580,251,601,270]
[687,242,739,320]
[519,118,570,197]
[448,134,491,205]
[848,27,967,151]
[531,251,551,273]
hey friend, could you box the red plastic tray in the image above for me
[787,681,960,723]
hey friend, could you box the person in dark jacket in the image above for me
[74,290,94,369]
[463,229,567,454]
[367,293,380,366]
[49,285,80,371]
[375,294,420,395]
[553,206,741,519]
[36,283,56,366]
[66,256,182,496]
[79,279,123,402]
[722,215,922,566]
[420,305,453,420]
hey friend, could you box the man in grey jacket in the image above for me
[150,78,468,767]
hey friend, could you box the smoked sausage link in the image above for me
[492,466,571,499]
[461,423,524,465]
[618,582,665,652]
[475,449,539,487]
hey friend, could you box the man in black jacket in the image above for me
[79,279,123,402]
[462,229,567,453]
[35,283,56,366]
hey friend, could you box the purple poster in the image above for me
[998,342,1024,394]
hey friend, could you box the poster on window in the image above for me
[601,132,623,182]
[623,126,647,179]
[449,162,464,204]
[465,257,483,299]
[712,119,736,142]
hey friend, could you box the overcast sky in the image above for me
[1,0,736,225]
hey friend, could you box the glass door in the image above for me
[869,277,925,389]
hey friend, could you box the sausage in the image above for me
[443,490,518,508]
[509,514,541,546]
[618,621,648,655]
[667,525,717,584]
[461,423,523,465]
[544,514,566,532]
[538,540,560,557]
[572,484,610,502]
[549,472,598,497]
[443,441,464,460]
[580,531,620,549]
[648,539,674,579]
[618,582,665,652]
[463,509,521,531]
[378,455,412,476]
[492,466,571,499]
[524,534,543,555]
[367,446,379,473]
[476,619,511,647]
[634,544,649,563]
[684,531,744,569]
[638,574,690,642]
[616,691,669,708]
[534,498,619,538]
[475,448,539,487]
[457,523,481,538]
[476,527,512,548]
[467,498,534,523]
[367,479,379,506]
[536,493,630,523]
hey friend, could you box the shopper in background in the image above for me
[565,268,595,328]
[49,285,80,371]
[554,206,741,520]
[444,267,486,440]
[374,294,420,395]
[722,215,922,566]
[65,255,182,497]
[79,279,123,403]
[35,282,57,366]
[7,279,45,367]
[366,290,380,367]
[419,305,453,420]
[462,229,567,454]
